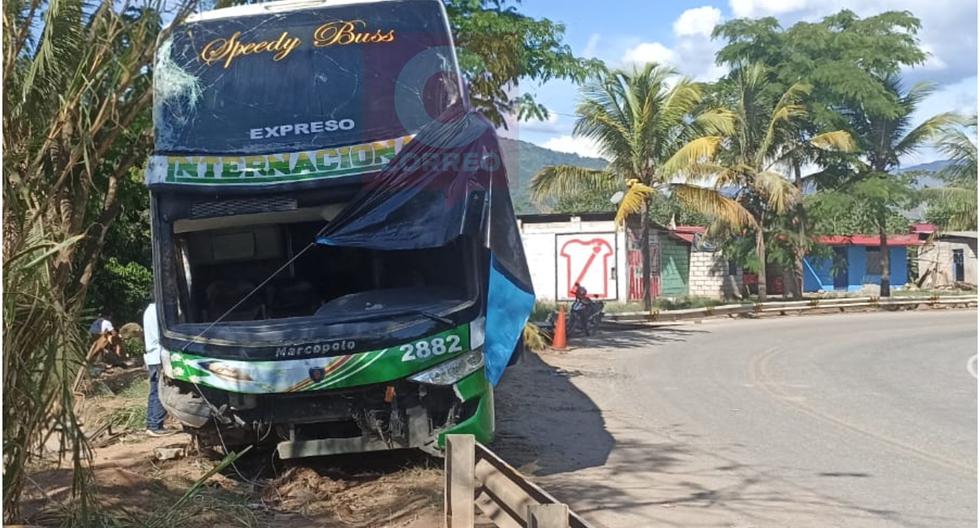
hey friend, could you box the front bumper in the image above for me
[159,366,494,457]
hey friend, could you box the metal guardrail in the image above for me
[445,434,594,528]
[606,295,978,323]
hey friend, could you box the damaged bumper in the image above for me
[277,368,493,458]
[159,365,493,458]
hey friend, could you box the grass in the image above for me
[531,301,556,322]
[91,377,149,433]
[531,296,731,320]
[891,287,976,297]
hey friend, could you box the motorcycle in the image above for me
[549,283,605,337]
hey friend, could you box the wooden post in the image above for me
[527,503,569,528]
[445,434,475,528]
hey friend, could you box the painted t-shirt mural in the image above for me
[557,235,616,300]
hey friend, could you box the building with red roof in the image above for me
[803,233,922,293]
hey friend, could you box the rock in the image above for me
[119,322,144,340]
[153,447,184,461]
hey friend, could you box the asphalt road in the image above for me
[495,309,977,528]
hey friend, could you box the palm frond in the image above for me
[530,165,617,203]
[934,114,978,184]
[773,81,812,115]
[895,112,959,158]
[901,80,938,109]
[671,183,756,228]
[662,136,724,179]
[755,80,811,156]
[614,181,655,225]
[752,170,799,214]
[692,108,736,137]
[658,77,702,130]
[810,130,856,152]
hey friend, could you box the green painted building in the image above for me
[658,234,690,297]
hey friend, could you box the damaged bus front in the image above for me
[148,0,533,458]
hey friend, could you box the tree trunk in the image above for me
[641,200,653,311]
[879,226,891,297]
[755,228,767,301]
[791,162,805,299]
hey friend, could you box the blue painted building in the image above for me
[803,235,920,293]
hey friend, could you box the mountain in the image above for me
[897,159,952,175]
[498,137,608,214]
[496,142,957,215]
[897,159,952,189]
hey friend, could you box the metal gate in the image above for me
[627,245,660,302]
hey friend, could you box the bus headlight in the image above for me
[409,350,484,386]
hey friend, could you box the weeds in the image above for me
[95,378,149,433]
[523,322,550,351]
[144,448,255,528]
[530,301,556,322]
[3,234,94,522]
[106,404,148,432]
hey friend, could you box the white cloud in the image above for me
[619,7,728,81]
[582,33,601,59]
[541,135,606,160]
[673,6,723,37]
[920,43,948,71]
[621,42,676,66]
[729,0,810,18]
[903,75,977,164]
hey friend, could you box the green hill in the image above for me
[498,137,608,214]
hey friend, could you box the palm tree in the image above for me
[923,114,977,230]
[530,64,734,309]
[670,64,853,300]
[3,0,195,519]
[844,77,957,296]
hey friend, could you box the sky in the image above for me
[503,0,978,166]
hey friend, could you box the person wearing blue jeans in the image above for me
[143,302,173,436]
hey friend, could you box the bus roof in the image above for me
[186,0,415,23]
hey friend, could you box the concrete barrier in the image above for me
[606,295,977,324]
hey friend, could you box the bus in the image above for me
[148,0,533,458]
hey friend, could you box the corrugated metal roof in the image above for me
[665,225,705,244]
[941,231,978,239]
[815,234,922,247]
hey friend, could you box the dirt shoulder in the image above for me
[24,369,449,528]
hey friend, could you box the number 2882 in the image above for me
[400,335,463,361]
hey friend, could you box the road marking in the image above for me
[749,348,975,478]
[968,355,977,379]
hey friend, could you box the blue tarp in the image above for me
[316,106,534,385]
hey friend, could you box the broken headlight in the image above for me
[409,349,484,386]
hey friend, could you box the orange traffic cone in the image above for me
[552,305,567,350]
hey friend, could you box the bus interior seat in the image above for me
[265,279,319,318]
[205,280,265,322]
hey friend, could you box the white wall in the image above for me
[519,218,628,301]
[688,249,742,299]
[918,237,978,287]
